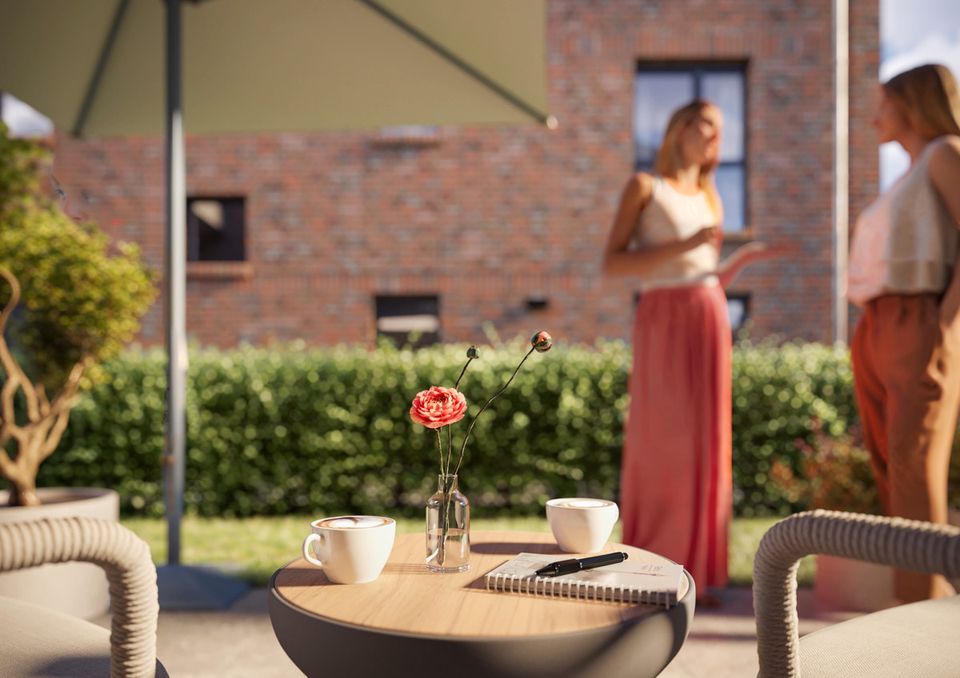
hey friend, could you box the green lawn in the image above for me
[121,515,814,587]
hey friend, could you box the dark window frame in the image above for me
[374,294,441,348]
[726,291,751,336]
[634,61,749,234]
[186,195,247,263]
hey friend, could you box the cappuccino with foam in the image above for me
[546,498,619,553]
[302,515,395,584]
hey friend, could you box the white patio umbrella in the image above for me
[0,0,552,607]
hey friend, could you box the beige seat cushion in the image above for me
[0,595,167,678]
[800,595,960,677]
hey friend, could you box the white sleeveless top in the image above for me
[848,135,959,305]
[632,176,719,290]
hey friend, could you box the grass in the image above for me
[121,515,815,587]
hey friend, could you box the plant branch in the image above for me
[0,372,21,438]
[48,361,86,416]
[453,346,536,476]
[35,383,50,417]
[0,267,41,423]
[0,267,20,336]
[37,361,86,463]
[40,408,72,463]
[0,447,14,478]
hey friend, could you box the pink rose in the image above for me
[409,386,468,429]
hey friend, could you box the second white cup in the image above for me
[546,498,619,553]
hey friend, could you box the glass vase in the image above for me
[425,473,470,573]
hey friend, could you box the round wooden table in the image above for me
[269,530,695,678]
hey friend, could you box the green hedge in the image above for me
[731,341,857,516]
[39,340,856,518]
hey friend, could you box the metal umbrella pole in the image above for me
[157,0,248,609]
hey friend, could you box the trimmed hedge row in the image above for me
[41,339,855,518]
[730,341,857,516]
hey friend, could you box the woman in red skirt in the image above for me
[603,100,770,603]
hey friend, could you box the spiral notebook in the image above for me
[484,553,684,608]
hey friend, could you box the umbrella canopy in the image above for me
[0,0,552,598]
[0,0,551,135]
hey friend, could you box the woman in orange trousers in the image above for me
[848,64,960,603]
[603,100,771,603]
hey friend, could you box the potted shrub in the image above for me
[0,123,155,616]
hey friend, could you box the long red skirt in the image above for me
[620,284,732,590]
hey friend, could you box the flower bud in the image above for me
[466,345,480,360]
[531,330,553,352]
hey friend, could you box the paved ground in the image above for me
[94,585,856,677]
[660,587,854,678]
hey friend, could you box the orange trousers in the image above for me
[851,293,960,602]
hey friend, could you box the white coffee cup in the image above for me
[546,498,619,553]
[301,515,396,584]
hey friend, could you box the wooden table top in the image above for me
[273,530,690,639]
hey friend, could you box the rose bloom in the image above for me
[409,386,468,429]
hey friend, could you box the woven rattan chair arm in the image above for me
[0,516,159,678]
[753,509,960,678]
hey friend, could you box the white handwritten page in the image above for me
[484,553,684,608]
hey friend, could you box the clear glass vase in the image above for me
[425,473,470,573]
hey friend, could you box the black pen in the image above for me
[535,552,629,577]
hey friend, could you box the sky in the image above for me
[1,91,53,136]
[3,1,960,188]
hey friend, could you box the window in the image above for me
[187,197,246,262]
[727,293,751,335]
[634,291,750,336]
[634,64,747,232]
[375,295,440,347]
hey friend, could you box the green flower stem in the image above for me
[440,473,451,566]
[445,427,452,478]
[452,346,536,477]
[435,429,443,478]
[454,355,475,390]
[449,354,476,477]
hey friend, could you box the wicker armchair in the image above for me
[753,510,960,678]
[0,516,166,678]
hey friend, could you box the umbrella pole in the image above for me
[158,0,248,610]
[832,0,849,345]
[163,0,186,568]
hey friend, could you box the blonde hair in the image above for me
[883,64,960,140]
[654,99,722,219]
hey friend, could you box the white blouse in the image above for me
[632,176,719,291]
[848,136,959,305]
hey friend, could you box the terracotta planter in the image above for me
[813,553,896,612]
[814,509,960,612]
[0,487,119,619]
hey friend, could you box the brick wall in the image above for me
[51,0,879,349]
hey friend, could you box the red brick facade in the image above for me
[52,0,879,348]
